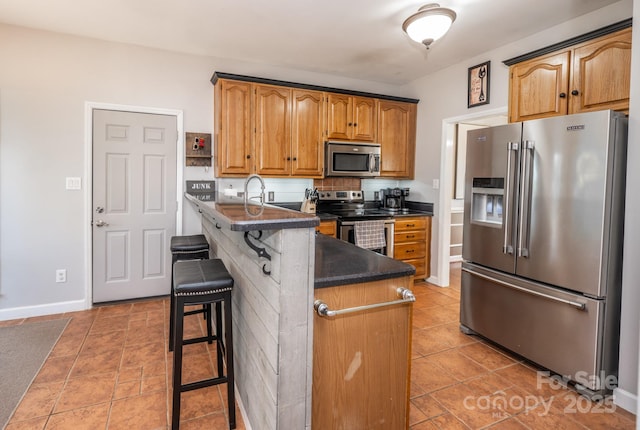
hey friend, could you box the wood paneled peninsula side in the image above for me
[185,193,415,430]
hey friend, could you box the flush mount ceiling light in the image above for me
[402,3,457,49]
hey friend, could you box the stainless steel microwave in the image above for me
[325,141,381,177]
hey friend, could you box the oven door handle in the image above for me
[339,219,394,257]
[340,220,395,226]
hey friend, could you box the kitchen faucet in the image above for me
[244,174,265,205]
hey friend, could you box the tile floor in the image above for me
[3,298,243,430]
[407,263,636,429]
[2,263,637,429]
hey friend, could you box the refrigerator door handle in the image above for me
[462,266,586,310]
[517,140,534,258]
[503,142,518,255]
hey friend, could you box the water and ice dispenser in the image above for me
[471,178,504,226]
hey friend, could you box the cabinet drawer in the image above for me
[395,217,427,231]
[316,221,337,238]
[394,242,426,259]
[402,258,426,278]
[395,229,426,243]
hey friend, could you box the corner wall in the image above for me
[400,0,636,411]
[616,0,640,415]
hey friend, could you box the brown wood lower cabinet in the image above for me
[394,216,431,280]
[313,276,413,429]
[316,220,337,237]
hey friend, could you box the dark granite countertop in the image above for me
[272,201,432,218]
[185,193,319,232]
[270,202,339,221]
[314,234,416,288]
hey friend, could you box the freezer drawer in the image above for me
[460,263,616,392]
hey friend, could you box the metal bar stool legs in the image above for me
[171,259,236,430]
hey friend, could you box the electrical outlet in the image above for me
[268,191,275,202]
[432,179,440,189]
[56,269,67,283]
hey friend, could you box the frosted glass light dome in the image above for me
[402,3,456,49]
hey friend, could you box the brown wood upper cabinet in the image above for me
[509,27,631,123]
[215,79,324,177]
[214,79,253,175]
[254,84,292,176]
[213,73,418,178]
[377,100,417,179]
[291,89,325,177]
[326,93,377,142]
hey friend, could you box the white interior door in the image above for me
[92,109,177,303]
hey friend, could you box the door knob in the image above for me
[96,207,104,213]
[94,220,109,227]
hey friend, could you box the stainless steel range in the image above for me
[316,190,395,256]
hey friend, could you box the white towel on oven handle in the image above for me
[354,220,386,250]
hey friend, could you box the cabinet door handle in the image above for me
[571,90,579,96]
[348,122,353,126]
[314,287,415,318]
[406,235,415,239]
[287,157,291,161]
[246,154,251,159]
[406,223,415,227]
[559,93,567,98]
[353,123,357,127]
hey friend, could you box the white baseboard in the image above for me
[0,300,88,321]
[613,387,637,415]
[426,275,444,286]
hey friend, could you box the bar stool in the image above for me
[172,258,236,430]
[169,234,210,352]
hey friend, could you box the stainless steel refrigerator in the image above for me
[461,110,627,395]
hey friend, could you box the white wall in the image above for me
[622,0,640,416]
[0,24,406,318]
[401,0,636,411]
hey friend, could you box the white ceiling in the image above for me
[0,0,623,85]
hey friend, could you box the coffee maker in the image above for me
[380,187,410,212]
[400,187,410,209]
[383,187,402,211]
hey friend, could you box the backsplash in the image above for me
[216,177,402,203]
[313,177,360,190]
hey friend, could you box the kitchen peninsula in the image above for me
[185,193,416,429]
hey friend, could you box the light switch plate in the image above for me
[66,177,82,190]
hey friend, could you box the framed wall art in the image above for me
[468,61,490,108]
